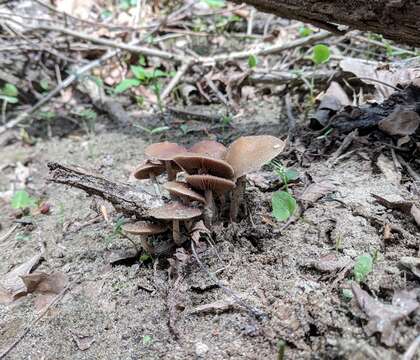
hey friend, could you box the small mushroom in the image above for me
[186,174,235,226]
[173,154,234,179]
[133,159,166,195]
[122,221,168,254]
[189,140,227,159]
[145,142,187,181]
[149,202,202,245]
[224,135,286,221]
[164,181,206,204]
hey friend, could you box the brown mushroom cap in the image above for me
[186,174,235,193]
[173,154,234,179]
[145,142,187,161]
[149,202,202,220]
[133,160,166,179]
[189,140,227,159]
[122,221,168,235]
[164,181,206,203]
[224,135,285,179]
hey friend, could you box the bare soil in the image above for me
[0,103,419,360]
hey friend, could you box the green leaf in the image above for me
[131,65,147,81]
[353,254,373,283]
[11,190,36,209]
[284,169,299,182]
[311,44,331,65]
[201,0,225,8]
[298,26,312,37]
[142,335,153,346]
[138,55,146,66]
[79,109,97,121]
[0,95,18,103]
[341,289,353,302]
[248,54,258,69]
[40,79,50,91]
[150,126,170,135]
[114,78,140,93]
[2,83,18,97]
[272,191,297,221]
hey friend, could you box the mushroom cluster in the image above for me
[123,136,285,254]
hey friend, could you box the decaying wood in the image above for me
[47,162,163,218]
[234,0,420,47]
[329,85,420,132]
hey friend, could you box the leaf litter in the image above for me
[352,282,419,347]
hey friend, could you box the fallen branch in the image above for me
[47,162,163,218]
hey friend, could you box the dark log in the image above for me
[47,162,163,218]
[233,0,420,47]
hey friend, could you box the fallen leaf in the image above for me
[0,253,43,304]
[340,58,420,102]
[352,282,419,346]
[379,110,420,136]
[371,194,413,214]
[71,332,95,351]
[376,154,401,185]
[190,298,235,315]
[300,181,336,203]
[410,205,420,227]
[307,253,353,272]
[21,272,67,295]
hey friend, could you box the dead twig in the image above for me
[161,60,192,101]
[403,335,420,360]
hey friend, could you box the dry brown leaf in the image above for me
[325,81,351,107]
[340,58,420,102]
[410,204,420,227]
[352,282,419,346]
[190,298,235,315]
[376,154,401,185]
[0,253,43,304]
[379,110,420,136]
[21,272,67,295]
[55,0,95,20]
[300,181,335,203]
[307,253,353,273]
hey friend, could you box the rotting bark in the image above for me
[47,162,163,218]
[327,85,420,133]
[234,0,420,47]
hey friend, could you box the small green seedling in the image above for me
[272,191,297,221]
[11,190,37,210]
[299,26,312,38]
[201,0,225,8]
[134,124,170,136]
[40,79,50,91]
[341,288,353,302]
[277,339,286,360]
[311,44,331,65]
[114,65,173,94]
[353,254,373,283]
[271,162,298,222]
[142,335,153,346]
[0,83,18,104]
[248,54,258,69]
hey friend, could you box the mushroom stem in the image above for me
[165,161,176,181]
[230,175,246,222]
[204,190,217,227]
[172,219,182,245]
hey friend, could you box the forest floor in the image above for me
[0,1,419,359]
